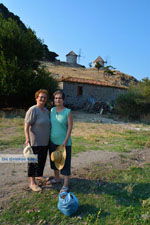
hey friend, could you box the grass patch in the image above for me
[0,118,24,150]
[0,164,149,224]
[0,136,24,150]
[0,118,150,154]
[72,122,150,153]
[72,136,104,154]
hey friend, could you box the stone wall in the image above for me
[66,55,77,64]
[63,82,126,108]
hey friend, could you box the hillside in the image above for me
[0,3,58,62]
[42,62,138,87]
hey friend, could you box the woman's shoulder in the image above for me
[65,107,71,111]
[26,105,37,113]
[64,107,71,114]
[25,105,37,120]
[50,107,56,112]
[44,107,49,113]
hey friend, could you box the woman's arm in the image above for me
[63,113,73,146]
[24,123,30,145]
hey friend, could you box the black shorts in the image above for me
[28,146,48,177]
[49,142,71,176]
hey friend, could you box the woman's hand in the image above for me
[62,140,67,146]
[25,139,30,146]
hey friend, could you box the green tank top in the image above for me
[50,107,72,146]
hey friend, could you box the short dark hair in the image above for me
[53,90,65,100]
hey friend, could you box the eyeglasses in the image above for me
[38,96,47,99]
[54,97,63,99]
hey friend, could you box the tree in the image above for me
[42,44,58,61]
[0,3,58,62]
[0,16,58,107]
[138,77,150,100]
[104,65,116,76]
[95,62,103,72]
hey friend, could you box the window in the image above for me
[77,86,83,96]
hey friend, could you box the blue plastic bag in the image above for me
[57,192,79,216]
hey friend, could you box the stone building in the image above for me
[92,56,106,67]
[66,51,78,64]
[61,77,127,108]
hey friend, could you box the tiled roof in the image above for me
[66,51,78,56]
[60,77,127,89]
[93,56,105,63]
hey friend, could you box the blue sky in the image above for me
[1,0,150,80]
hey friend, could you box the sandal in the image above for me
[35,177,47,186]
[29,184,42,192]
[36,177,53,186]
[60,186,69,193]
[50,178,62,184]
[36,177,62,186]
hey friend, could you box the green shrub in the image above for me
[115,78,150,120]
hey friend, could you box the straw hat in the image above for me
[51,145,66,170]
[23,145,32,158]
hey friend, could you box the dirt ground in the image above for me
[0,111,150,209]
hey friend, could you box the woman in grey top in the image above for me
[24,89,50,191]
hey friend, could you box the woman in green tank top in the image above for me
[50,90,73,193]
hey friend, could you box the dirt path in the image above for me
[0,148,119,207]
[0,147,149,209]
